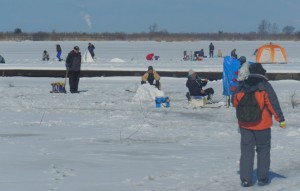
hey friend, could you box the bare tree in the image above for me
[271,23,278,34]
[148,24,158,33]
[282,25,295,35]
[258,19,270,34]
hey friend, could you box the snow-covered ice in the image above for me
[0,41,300,191]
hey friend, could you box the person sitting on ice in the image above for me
[194,49,204,60]
[141,66,161,89]
[186,69,214,101]
[0,54,5,63]
[42,50,50,61]
[231,49,238,59]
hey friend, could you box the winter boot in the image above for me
[258,178,269,186]
[186,92,191,101]
[241,180,252,187]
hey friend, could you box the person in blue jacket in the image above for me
[88,42,95,59]
[56,44,63,61]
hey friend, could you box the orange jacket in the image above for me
[141,70,160,82]
[233,74,284,130]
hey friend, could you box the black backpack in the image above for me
[236,91,262,122]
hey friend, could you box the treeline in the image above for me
[1,31,300,41]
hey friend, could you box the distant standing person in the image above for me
[217,49,223,58]
[253,49,258,56]
[56,44,63,61]
[231,49,238,59]
[209,42,214,58]
[66,46,82,93]
[233,63,286,187]
[42,50,50,61]
[88,42,95,59]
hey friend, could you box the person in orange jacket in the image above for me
[233,63,286,187]
[141,66,161,89]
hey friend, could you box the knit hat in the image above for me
[148,66,153,71]
[74,46,80,51]
[188,69,196,75]
[249,63,266,75]
[238,56,246,64]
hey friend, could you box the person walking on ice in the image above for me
[88,42,95,59]
[56,44,63,61]
[209,42,214,58]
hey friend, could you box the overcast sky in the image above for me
[1,0,299,33]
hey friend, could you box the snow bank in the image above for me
[133,84,164,101]
[110,58,125,63]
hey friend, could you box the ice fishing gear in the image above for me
[155,97,170,108]
[50,81,66,93]
[63,69,68,93]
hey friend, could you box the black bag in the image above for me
[236,91,262,122]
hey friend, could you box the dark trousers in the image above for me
[209,50,214,58]
[239,128,271,183]
[68,71,80,93]
[204,87,214,99]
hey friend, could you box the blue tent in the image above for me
[222,56,241,96]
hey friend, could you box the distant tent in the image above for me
[256,43,287,64]
[146,53,154,61]
[82,50,94,63]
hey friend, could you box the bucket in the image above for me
[155,97,170,108]
[51,82,65,93]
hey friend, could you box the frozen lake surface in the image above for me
[0,41,300,191]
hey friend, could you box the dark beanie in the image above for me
[148,66,153,71]
[238,56,246,64]
[249,63,266,75]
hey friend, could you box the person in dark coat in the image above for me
[231,49,238,59]
[209,42,214,58]
[194,49,204,60]
[88,42,95,59]
[66,46,82,93]
[186,69,214,100]
[56,44,63,61]
[233,63,286,187]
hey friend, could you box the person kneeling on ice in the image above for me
[42,50,50,61]
[141,66,161,89]
[186,69,214,101]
